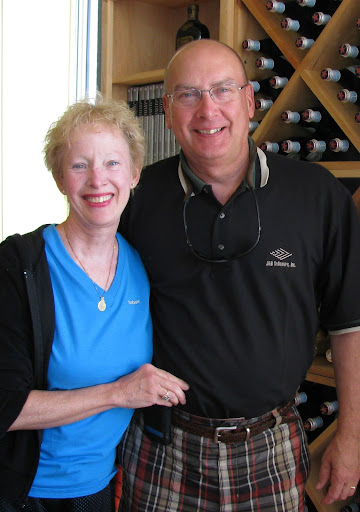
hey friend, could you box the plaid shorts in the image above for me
[118,405,310,512]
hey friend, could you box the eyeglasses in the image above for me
[166,83,249,109]
[183,186,261,263]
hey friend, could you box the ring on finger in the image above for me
[161,391,171,402]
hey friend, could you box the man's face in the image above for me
[163,41,255,173]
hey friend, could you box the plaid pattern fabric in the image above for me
[118,406,310,512]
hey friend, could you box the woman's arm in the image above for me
[8,363,189,431]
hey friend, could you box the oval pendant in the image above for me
[98,297,106,312]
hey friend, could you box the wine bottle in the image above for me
[280,15,316,35]
[337,89,358,103]
[255,56,294,77]
[329,138,359,160]
[320,400,339,415]
[312,11,331,27]
[255,98,274,111]
[281,110,301,123]
[339,44,359,59]
[250,77,288,98]
[294,391,308,406]
[303,416,324,431]
[295,36,315,50]
[175,4,210,50]
[321,66,359,84]
[242,38,283,58]
[301,107,341,137]
[259,141,280,153]
[297,0,342,11]
[249,121,260,132]
[266,1,298,14]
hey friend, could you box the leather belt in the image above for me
[172,400,296,444]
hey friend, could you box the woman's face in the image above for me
[57,123,140,232]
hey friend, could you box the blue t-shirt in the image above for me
[29,224,152,498]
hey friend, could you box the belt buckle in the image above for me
[214,425,237,444]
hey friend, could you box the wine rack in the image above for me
[101,1,360,510]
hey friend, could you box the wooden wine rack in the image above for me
[101,1,360,510]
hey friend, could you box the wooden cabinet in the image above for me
[101,0,359,179]
[101,1,359,510]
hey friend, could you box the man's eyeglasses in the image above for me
[183,187,261,263]
[166,83,249,109]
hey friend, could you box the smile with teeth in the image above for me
[85,194,113,203]
[197,127,224,134]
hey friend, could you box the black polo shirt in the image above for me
[120,147,360,418]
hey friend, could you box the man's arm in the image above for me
[316,329,360,504]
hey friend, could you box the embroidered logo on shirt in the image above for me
[266,248,296,268]
[128,300,141,304]
[270,248,292,260]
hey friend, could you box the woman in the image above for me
[0,95,188,511]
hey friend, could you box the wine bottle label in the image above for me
[339,44,359,59]
[306,139,326,153]
[281,110,300,123]
[329,138,350,152]
[295,37,314,50]
[312,12,331,25]
[281,18,300,31]
[320,68,341,81]
[337,89,358,103]
[266,1,285,13]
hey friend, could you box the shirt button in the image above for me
[218,244,225,251]
[219,212,225,219]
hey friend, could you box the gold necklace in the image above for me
[64,226,116,312]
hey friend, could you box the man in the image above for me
[118,39,360,511]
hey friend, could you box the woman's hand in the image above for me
[113,363,190,409]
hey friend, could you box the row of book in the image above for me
[127,83,180,167]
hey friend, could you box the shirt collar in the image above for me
[179,137,269,195]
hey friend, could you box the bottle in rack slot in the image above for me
[255,55,294,78]
[320,400,338,415]
[175,4,210,50]
[303,416,324,431]
[259,141,280,153]
[255,98,274,111]
[249,121,260,133]
[339,44,359,60]
[242,38,283,58]
[296,0,342,11]
[336,67,360,103]
[295,36,314,50]
[320,66,359,84]
[279,138,322,160]
[294,391,308,406]
[250,76,288,99]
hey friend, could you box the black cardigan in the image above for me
[0,225,55,503]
